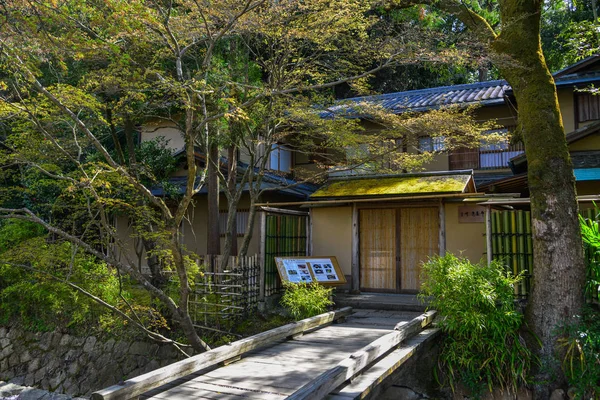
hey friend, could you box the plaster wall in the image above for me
[141,124,185,151]
[558,89,576,133]
[569,132,600,151]
[113,194,262,272]
[444,202,487,263]
[311,206,353,276]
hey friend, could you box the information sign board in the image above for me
[274,256,346,286]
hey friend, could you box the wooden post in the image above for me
[438,200,446,256]
[258,210,267,302]
[307,209,313,256]
[486,205,493,265]
[351,203,360,293]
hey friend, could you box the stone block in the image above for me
[27,358,41,373]
[63,349,81,363]
[37,333,52,351]
[7,328,19,340]
[128,341,148,356]
[48,370,66,391]
[58,335,72,348]
[34,367,46,384]
[0,338,10,349]
[113,341,130,357]
[102,338,115,353]
[67,361,80,376]
[0,327,7,338]
[8,352,20,367]
[0,344,14,360]
[82,336,96,353]
[20,350,32,364]
[23,372,34,387]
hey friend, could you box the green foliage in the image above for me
[281,282,334,320]
[541,0,599,71]
[0,237,123,332]
[0,219,46,252]
[419,254,531,396]
[557,307,600,399]
[580,207,600,300]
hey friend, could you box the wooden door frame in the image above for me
[354,202,444,294]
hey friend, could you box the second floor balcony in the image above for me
[449,142,525,171]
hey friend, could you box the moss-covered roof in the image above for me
[310,174,472,198]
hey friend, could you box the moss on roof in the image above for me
[310,174,470,198]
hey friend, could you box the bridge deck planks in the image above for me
[141,309,417,400]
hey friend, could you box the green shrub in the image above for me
[558,306,600,399]
[0,237,126,332]
[281,282,333,320]
[580,207,600,300]
[419,254,531,396]
[0,219,46,253]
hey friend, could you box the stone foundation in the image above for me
[0,326,186,397]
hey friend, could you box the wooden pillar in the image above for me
[307,209,313,256]
[258,210,267,301]
[485,205,493,265]
[438,200,446,256]
[351,203,360,293]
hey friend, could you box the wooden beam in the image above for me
[258,210,267,301]
[259,206,309,216]
[485,205,493,265]
[438,200,446,256]
[351,203,360,293]
[286,310,437,400]
[91,307,353,400]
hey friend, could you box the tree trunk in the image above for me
[491,0,586,396]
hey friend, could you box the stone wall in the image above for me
[0,326,186,398]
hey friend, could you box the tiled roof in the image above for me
[322,54,600,117]
[323,80,509,117]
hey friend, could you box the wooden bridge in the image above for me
[91,308,439,400]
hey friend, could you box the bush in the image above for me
[419,254,531,396]
[0,219,46,253]
[558,306,600,399]
[580,207,600,300]
[0,237,128,332]
[281,282,333,320]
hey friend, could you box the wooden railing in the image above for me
[449,143,524,170]
[90,307,354,400]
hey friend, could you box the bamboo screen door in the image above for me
[359,207,439,292]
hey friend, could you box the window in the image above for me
[219,210,249,237]
[418,136,445,152]
[269,144,292,172]
[577,92,600,123]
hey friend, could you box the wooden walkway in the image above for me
[92,308,438,400]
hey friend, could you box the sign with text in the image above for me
[275,256,346,286]
[458,206,486,223]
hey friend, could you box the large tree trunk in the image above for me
[491,0,586,396]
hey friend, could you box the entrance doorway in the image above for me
[359,207,439,293]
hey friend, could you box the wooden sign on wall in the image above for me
[275,257,347,286]
[458,206,486,223]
